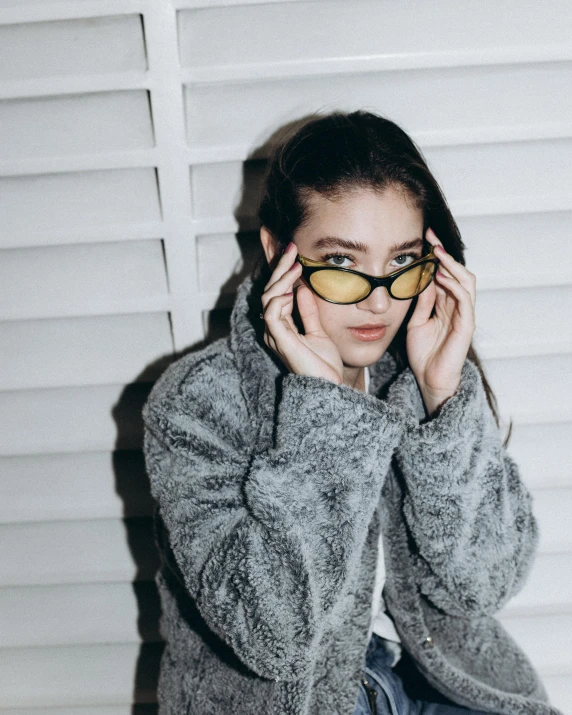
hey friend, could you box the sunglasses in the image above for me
[296,247,440,304]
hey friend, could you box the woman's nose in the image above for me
[358,285,392,312]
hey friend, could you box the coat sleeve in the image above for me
[385,357,539,617]
[141,350,404,681]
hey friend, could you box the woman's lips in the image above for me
[348,325,387,341]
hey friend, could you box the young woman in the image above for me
[142,111,560,715]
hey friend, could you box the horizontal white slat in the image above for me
[498,613,572,675]
[501,552,572,617]
[1,240,169,321]
[0,642,160,708]
[0,1,150,24]
[0,451,153,523]
[0,518,158,587]
[542,677,572,715]
[191,139,572,222]
[0,168,162,239]
[474,285,572,358]
[508,422,572,490]
[0,481,567,589]
[483,353,572,424]
[1,545,569,649]
[0,383,150,455]
[531,489,572,553]
[0,582,160,648]
[0,313,173,390]
[0,354,568,456]
[1,220,164,250]
[197,232,260,293]
[186,61,572,161]
[179,0,572,81]
[0,14,146,82]
[424,139,572,217]
[2,429,567,524]
[0,90,153,162]
[458,210,572,291]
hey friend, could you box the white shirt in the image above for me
[362,366,402,664]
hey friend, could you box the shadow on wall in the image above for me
[109,115,318,712]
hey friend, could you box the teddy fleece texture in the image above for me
[141,274,561,715]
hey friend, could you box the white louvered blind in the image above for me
[1,1,571,713]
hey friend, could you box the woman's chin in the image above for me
[338,342,387,368]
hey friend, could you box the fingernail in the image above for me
[284,291,293,296]
[286,241,295,253]
[289,261,299,271]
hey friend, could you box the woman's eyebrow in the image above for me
[311,236,424,253]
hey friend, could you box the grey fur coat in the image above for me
[142,274,561,715]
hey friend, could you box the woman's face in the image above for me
[289,185,424,368]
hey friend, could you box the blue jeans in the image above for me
[353,634,495,715]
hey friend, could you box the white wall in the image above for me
[1,0,571,712]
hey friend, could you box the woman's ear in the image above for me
[259,226,282,269]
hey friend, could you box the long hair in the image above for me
[252,110,512,446]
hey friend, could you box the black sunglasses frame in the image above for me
[296,248,440,304]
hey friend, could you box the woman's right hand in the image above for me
[261,242,344,384]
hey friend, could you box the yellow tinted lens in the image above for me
[310,269,370,303]
[392,262,436,299]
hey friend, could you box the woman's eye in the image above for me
[392,253,421,268]
[323,253,353,267]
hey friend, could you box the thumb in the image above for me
[295,284,326,335]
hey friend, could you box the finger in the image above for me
[264,293,299,347]
[264,243,299,291]
[434,270,475,328]
[262,261,302,310]
[295,284,326,335]
[434,247,476,306]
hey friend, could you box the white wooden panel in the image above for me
[502,552,572,616]
[0,383,149,455]
[543,677,572,715]
[458,211,572,291]
[190,159,264,221]
[0,489,566,591]
[179,1,572,77]
[509,422,572,490]
[532,489,572,553]
[0,643,160,708]
[197,232,260,294]
[0,582,159,648]
[0,519,158,587]
[0,240,170,321]
[0,168,161,237]
[484,354,571,424]
[186,61,572,158]
[0,451,153,523]
[424,139,572,216]
[0,91,154,160]
[191,139,572,223]
[0,15,146,82]
[0,313,173,390]
[1,551,569,650]
[498,613,572,675]
[474,285,572,358]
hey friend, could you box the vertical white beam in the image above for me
[143,1,203,351]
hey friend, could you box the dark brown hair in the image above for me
[252,110,511,445]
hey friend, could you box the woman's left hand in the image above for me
[405,226,476,417]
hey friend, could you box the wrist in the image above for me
[419,381,461,419]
